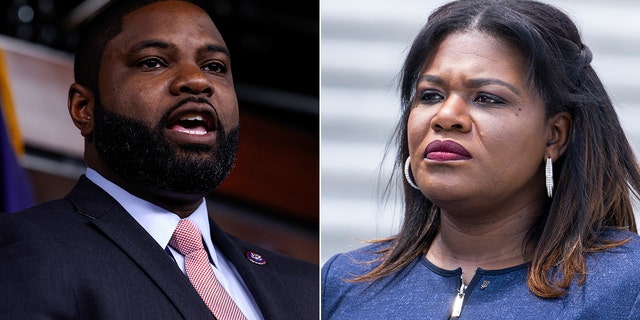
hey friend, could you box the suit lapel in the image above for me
[208,218,304,319]
[65,177,214,320]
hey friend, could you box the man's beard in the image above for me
[92,102,239,195]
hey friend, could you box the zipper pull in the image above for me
[451,275,467,318]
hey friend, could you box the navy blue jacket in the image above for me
[323,232,640,319]
[0,176,318,319]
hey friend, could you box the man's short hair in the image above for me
[73,0,207,95]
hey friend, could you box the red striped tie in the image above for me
[169,219,247,320]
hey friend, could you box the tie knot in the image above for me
[169,219,204,256]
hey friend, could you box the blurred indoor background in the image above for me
[321,0,640,264]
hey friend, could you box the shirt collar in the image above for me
[85,168,216,262]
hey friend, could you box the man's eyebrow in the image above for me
[126,41,229,58]
[128,40,175,54]
[202,44,230,56]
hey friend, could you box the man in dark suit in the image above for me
[0,1,318,319]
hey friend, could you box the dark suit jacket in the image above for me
[0,176,318,319]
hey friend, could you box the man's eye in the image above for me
[137,58,165,69]
[202,62,227,73]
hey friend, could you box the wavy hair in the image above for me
[354,0,640,298]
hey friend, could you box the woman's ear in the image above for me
[545,111,572,160]
[68,83,95,139]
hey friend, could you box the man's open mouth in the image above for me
[166,104,217,136]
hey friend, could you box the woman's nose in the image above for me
[430,95,471,132]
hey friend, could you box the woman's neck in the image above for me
[426,203,541,283]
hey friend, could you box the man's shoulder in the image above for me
[220,231,319,319]
[225,231,318,272]
[0,198,76,229]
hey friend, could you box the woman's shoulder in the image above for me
[599,228,640,252]
[588,229,640,276]
[321,242,394,293]
[322,242,389,280]
[321,242,392,317]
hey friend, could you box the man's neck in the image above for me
[88,166,205,218]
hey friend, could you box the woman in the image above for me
[321,0,640,319]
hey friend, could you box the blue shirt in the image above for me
[86,168,263,319]
[322,230,640,319]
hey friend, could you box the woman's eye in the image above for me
[202,62,227,74]
[137,58,166,69]
[475,94,505,105]
[419,90,444,104]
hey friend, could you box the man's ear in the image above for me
[544,111,572,161]
[68,83,95,138]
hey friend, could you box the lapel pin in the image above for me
[246,251,266,265]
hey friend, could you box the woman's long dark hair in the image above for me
[354,0,640,298]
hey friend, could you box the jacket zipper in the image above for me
[451,274,467,318]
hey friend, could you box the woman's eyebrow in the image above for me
[466,78,520,96]
[418,74,520,96]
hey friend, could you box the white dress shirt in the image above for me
[86,168,263,319]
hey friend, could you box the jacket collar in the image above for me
[65,176,214,320]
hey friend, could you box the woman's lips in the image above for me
[424,140,472,161]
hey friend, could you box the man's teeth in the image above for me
[185,129,207,135]
[180,115,204,121]
[171,113,210,135]
[175,127,207,135]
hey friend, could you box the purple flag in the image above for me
[0,109,35,213]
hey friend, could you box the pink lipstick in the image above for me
[424,140,472,161]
